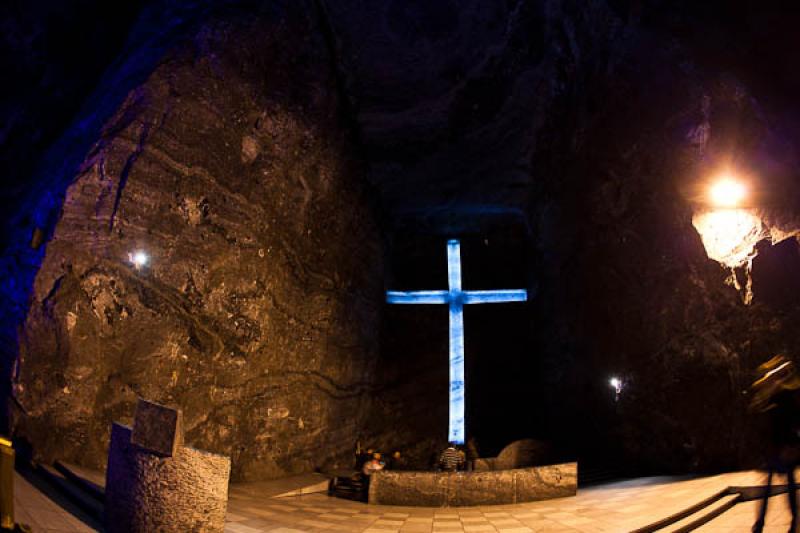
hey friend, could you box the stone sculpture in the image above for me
[105,399,230,533]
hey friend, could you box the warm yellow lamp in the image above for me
[709,177,746,208]
[692,174,762,269]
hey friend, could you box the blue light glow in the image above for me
[386,290,449,304]
[386,239,527,444]
[462,289,528,304]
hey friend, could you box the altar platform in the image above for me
[367,462,577,506]
[12,466,795,532]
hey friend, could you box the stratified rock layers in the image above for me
[13,7,382,481]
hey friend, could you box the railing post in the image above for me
[0,436,14,530]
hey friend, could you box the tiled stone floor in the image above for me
[12,469,800,532]
[224,470,793,532]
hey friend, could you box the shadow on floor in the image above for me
[16,466,103,532]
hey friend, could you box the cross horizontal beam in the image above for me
[462,289,527,304]
[386,289,527,305]
[386,290,449,304]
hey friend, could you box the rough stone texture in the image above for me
[131,399,182,457]
[472,458,497,472]
[12,4,383,481]
[0,1,143,234]
[105,422,230,533]
[472,439,554,472]
[495,439,553,470]
[368,462,577,507]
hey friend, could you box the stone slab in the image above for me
[130,399,183,457]
[495,439,552,469]
[368,462,577,507]
[473,458,497,471]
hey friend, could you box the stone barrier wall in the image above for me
[368,462,577,507]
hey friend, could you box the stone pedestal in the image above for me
[105,400,230,532]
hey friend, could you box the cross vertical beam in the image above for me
[447,240,465,444]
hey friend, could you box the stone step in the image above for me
[577,464,629,487]
[36,463,104,523]
[273,478,331,498]
[53,460,105,503]
[230,472,333,500]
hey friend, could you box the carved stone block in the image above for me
[131,399,183,457]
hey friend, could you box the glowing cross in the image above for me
[386,239,527,444]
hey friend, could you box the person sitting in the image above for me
[438,443,465,472]
[355,447,373,471]
[386,450,406,470]
[466,437,480,471]
[362,452,385,477]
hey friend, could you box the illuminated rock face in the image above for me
[692,209,765,268]
[13,7,382,480]
[8,0,800,478]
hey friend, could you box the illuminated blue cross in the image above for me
[386,239,527,444]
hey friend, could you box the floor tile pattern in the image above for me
[224,470,791,532]
[13,469,799,532]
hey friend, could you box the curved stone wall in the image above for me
[105,423,230,533]
[368,462,577,507]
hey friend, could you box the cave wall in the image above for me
[0,0,228,433]
[0,0,144,228]
[12,3,383,481]
[528,15,800,471]
[6,0,800,478]
[320,0,627,463]
[323,0,800,472]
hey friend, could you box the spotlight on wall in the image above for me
[129,250,149,269]
[709,176,747,208]
[609,377,624,402]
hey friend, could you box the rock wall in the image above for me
[0,1,143,232]
[528,19,800,472]
[12,4,383,481]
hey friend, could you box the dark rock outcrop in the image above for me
[0,1,144,232]
[12,4,382,480]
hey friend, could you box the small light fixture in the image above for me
[129,250,149,269]
[709,176,747,208]
[693,172,762,270]
[609,376,623,400]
